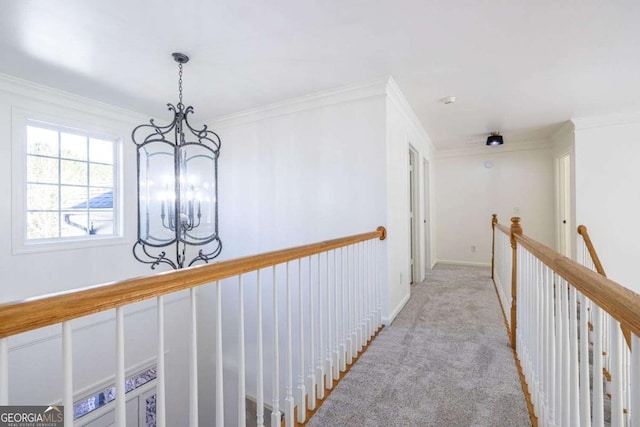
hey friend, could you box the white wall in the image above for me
[385,79,435,322]
[574,115,640,293]
[0,73,435,426]
[434,144,555,266]
[191,77,435,425]
[196,80,389,425]
[0,74,189,425]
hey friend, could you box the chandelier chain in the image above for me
[178,63,183,106]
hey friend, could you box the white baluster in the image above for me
[115,307,126,426]
[62,322,73,427]
[297,259,307,423]
[190,288,198,427]
[347,245,354,364]
[317,254,325,400]
[362,241,369,341]
[543,264,555,425]
[536,258,544,418]
[325,250,333,390]
[272,268,281,427]
[333,249,340,381]
[579,293,592,427]
[373,240,378,334]
[307,257,316,411]
[237,277,246,427]
[359,242,368,349]
[554,275,566,427]
[561,278,570,427]
[360,242,366,350]
[350,244,357,360]
[367,240,373,339]
[356,243,363,352]
[369,240,375,337]
[0,338,7,405]
[216,281,224,427]
[531,256,540,415]
[623,341,630,426]
[611,317,624,427]
[372,240,378,333]
[157,296,166,427]
[285,263,295,426]
[339,247,347,372]
[569,286,580,425]
[376,238,382,328]
[592,305,605,427]
[256,271,265,427]
[631,334,639,427]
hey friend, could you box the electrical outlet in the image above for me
[471,245,477,253]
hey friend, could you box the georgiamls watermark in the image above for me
[0,406,63,427]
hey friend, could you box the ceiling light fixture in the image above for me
[486,132,504,146]
[132,52,222,269]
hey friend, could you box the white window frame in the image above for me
[12,107,124,254]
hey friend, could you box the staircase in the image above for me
[492,215,640,427]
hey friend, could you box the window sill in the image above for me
[12,234,127,255]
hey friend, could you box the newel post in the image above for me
[510,217,522,350]
[491,214,498,279]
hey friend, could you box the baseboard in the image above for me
[382,292,410,325]
[435,259,491,268]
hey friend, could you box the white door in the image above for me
[557,153,572,257]
[423,158,431,274]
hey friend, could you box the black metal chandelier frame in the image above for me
[132,53,222,269]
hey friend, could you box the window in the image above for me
[73,365,157,426]
[24,120,118,242]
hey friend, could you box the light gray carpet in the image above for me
[307,264,531,427]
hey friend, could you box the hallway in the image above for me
[307,264,531,427]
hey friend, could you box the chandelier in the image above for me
[132,53,222,269]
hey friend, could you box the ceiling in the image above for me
[1,0,639,150]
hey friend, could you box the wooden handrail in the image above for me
[509,218,522,350]
[577,225,607,277]
[495,223,511,236]
[491,214,497,279]
[514,231,640,339]
[0,226,387,339]
[577,224,631,347]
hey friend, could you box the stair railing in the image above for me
[577,224,607,277]
[578,224,633,422]
[491,214,518,346]
[0,226,387,427]
[492,215,640,427]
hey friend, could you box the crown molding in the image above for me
[0,72,149,124]
[435,138,553,159]
[385,76,436,157]
[210,77,390,129]
[551,120,575,142]
[572,111,640,131]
